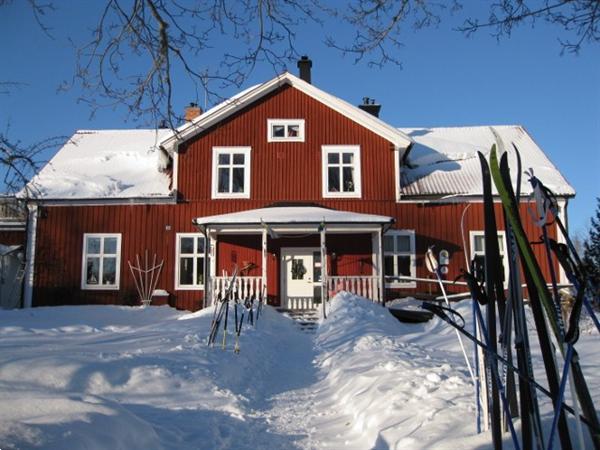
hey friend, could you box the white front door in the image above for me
[281,247,320,310]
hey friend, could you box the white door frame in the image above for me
[280,247,320,310]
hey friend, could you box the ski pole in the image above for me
[547,344,575,450]
[425,301,521,450]
[426,248,475,383]
[421,302,599,432]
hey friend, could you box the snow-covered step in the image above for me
[278,308,320,334]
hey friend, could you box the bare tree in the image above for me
[0,127,65,196]
[67,0,324,128]
[458,0,600,54]
[2,0,598,193]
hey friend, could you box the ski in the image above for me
[478,151,503,449]
[490,147,600,449]
[500,147,544,450]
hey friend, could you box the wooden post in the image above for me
[261,227,267,303]
[208,229,217,306]
[320,224,327,319]
[377,227,385,306]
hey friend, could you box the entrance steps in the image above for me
[278,308,320,334]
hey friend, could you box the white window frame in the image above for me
[267,119,305,142]
[81,233,122,290]
[384,229,416,288]
[321,145,362,198]
[469,231,509,287]
[211,146,251,199]
[175,233,206,290]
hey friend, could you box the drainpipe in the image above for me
[23,202,39,308]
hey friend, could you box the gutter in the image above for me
[28,195,177,207]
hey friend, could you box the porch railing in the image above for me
[327,275,381,303]
[211,276,265,304]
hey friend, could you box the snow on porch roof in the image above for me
[193,206,394,227]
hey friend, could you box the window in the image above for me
[175,234,205,290]
[321,145,362,198]
[384,230,416,288]
[211,147,251,199]
[81,233,121,290]
[267,119,305,142]
[470,231,508,285]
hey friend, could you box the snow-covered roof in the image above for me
[193,206,394,226]
[160,72,413,152]
[26,129,173,200]
[398,125,575,197]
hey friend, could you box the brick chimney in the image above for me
[184,102,202,122]
[297,56,312,84]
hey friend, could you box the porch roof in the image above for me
[193,206,394,227]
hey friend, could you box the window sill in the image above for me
[81,285,120,291]
[268,137,305,143]
[385,282,417,289]
[175,285,205,291]
[211,193,250,200]
[322,192,362,199]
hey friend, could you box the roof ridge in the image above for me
[398,124,522,130]
[75,128,169,134]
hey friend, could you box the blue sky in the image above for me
[1,2,598,235]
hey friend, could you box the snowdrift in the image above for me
[0,295,598,449]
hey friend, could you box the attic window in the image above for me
[267,119,305,142]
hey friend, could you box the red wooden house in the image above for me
[15,60,575,311]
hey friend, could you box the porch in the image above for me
[193,206,394,317]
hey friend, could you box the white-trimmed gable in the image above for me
[159,72,413,153]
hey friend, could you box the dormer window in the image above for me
[267,119,305,142]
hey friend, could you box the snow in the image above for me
[0,294,598,449]
[194,206,393,226]
[26,129,172,199]
[399,125,575,197]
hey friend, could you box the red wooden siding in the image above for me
[177,85,397,202]
[32,200,559,310]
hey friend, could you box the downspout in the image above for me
[23,202,39,308]
[378,224,386,307]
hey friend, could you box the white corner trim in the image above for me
[172,143,180,194]
[321,145,362,199]
[394,146,401,202]
[211,146,252,199]
[23,204,38,308]
[556,198,568,284]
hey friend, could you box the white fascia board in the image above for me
[286,74,413,149]
[160,72,413,152]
